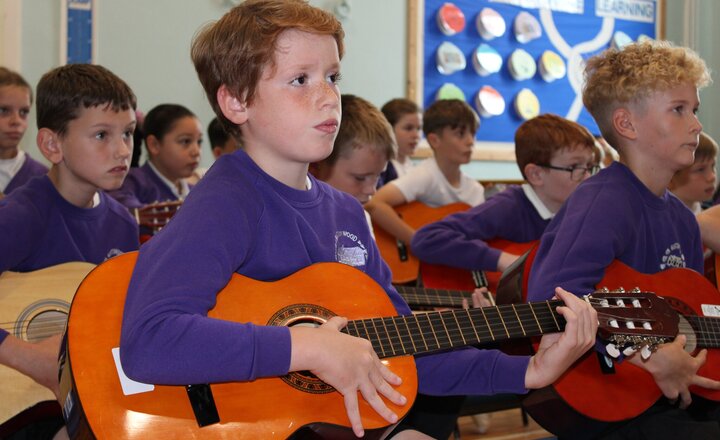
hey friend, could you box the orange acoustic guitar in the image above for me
[373,201,470,284]
[419,239,538,294]
[59,252,662,439]
[520,261,720,439]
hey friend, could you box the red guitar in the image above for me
[373,201,470,284]
[133,200,182,243]
[59,251,663,439]
[419,239,537,294]
[521,261,720,438]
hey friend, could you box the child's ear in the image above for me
[146,135,161,157]
[426,132,439,149]
[217,85,248,125]
[37,128,63,164]
[612,107,637,140]
[524,163,544,186]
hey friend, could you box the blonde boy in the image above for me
[528,41,720,437]
[118,1,596,438]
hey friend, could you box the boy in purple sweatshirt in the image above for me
[412,113,598,275]
[528,41,720,438]
[0,64,139,438]
[119,1,597,438]
[0,67,48,198]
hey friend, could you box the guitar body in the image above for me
[524,261,720,438]
[374,201,469,284]
[0,262,95,431]
[420,239,537,293]
[61,252,417,439]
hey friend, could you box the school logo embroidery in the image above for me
[659,242,686,270]
[334,230,368,268]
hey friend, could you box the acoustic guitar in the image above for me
[373,201,470,284]
[0,262,95,436]
[419,239,537,294]
[520,261,720,438]
[132,200,182,243]
[61,252,676,439]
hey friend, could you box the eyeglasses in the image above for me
[539,164,601,181]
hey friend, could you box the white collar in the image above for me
[147,160,190,199]
[522,183,554,220]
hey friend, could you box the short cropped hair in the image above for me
[322,94,396,166]
[514,114,596,180]
[191,0,344,138]
[143,104,196,152]
[36,64,136,136]
[696,132,719,163]
[381,98,421,127]
[583,40,711,148]
[0,67,32,103]
[423,99,479,138]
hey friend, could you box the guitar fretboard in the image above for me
[394,285,473,308]
[686,315,720,348]
[341,300,565,358]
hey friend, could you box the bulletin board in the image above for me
[408,0,664,158]
[60,0,95,64]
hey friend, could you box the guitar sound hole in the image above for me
[25,310,67,342]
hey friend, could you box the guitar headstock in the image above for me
[589,289,679,359]
[134,200,182,232]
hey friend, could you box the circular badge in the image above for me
[436,83,466,101]
[475,85,505,118]
[514,88,540,120]
[437,2,466,36]
[538,50,566,82]
[476,7,506,40]
[514,11,542,44]
[436,41,467,75]
[508,48,536,81]
[472,44,503,76]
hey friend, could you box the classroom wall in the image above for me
[4,0,720,181]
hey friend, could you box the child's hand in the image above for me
[461,287,493,309]
[289,316,407,438]
[496,252,519,272]
[524,287,597,389]
[0,334,62,399]
[628,335,720,408]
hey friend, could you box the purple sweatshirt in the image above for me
[108,163,179,210]
[528,162,703,302]
[0,176,139,273]
[411,185,549,271]
[3,153,48,195]
[120,150,529,396]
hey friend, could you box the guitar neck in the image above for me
[686,315,720,349]
[342,300,565,358]
[394,285,473,308]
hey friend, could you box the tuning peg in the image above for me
[623,346,637,356]
[606,343,621,358]
[641,345,652,360]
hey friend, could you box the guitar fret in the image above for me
[528,303,543,334]
[492,306,511,339]
[451,311,467,345]
[464,309,482,343]
[379,317,396,356]
[437,311,454,348]
[546,300,561,331]
[401,316,418,353]
[412,314,431,351]
[511,304,526,336]
[390,318,407,354]
[479,307,495,341]
[370,318,388,357]
[419,313,441,350]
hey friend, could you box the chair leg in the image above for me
[521,407,529,426]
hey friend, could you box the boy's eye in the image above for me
[95,131,107,140]
[291,75,307,86]
[329,72,342,84]
[0,107,7,115]
[19,109,29,118]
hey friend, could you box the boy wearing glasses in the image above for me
[412,113,598,274]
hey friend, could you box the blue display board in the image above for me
[422,0,660,141]
[66,0,93,64]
